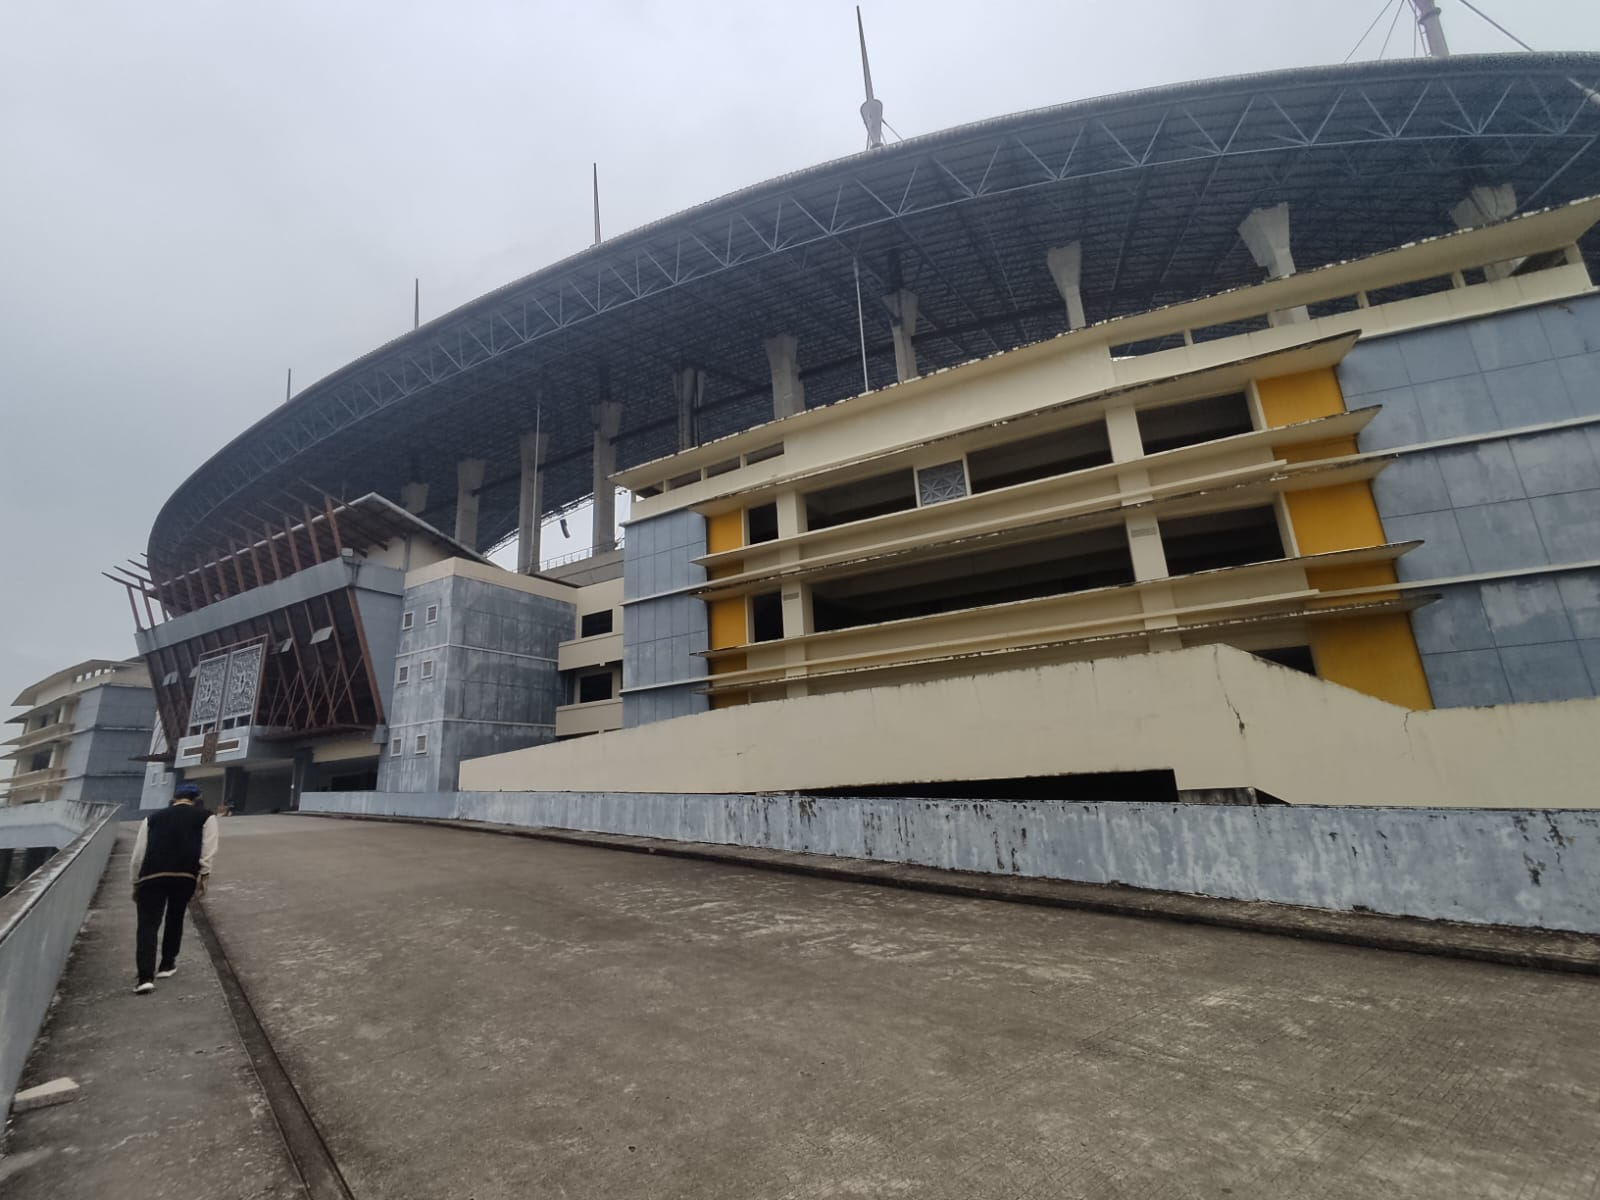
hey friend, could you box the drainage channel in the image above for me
[190,900,355,1200]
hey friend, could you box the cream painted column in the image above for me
[765,335,805,419]
[516,430,549,575]
[1452,184,1520,279]
[453,459,485,550]
[774,490,813,697]
[674,366,704,451]
[1106,407,1181,650]
[592,401,623,554]
[1046,242,1088,330]
[1238,204,1309,325]
[400,482,429,515]
[880,290,919,383]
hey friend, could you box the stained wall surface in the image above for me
[1346,295,1600,706]
[621,509,710,727]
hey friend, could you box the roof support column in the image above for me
[592,401,623,555]
[400,482,429,515]
[516,430,549,575]
[775,491,813,698]
[1238,203,1309,325]
[453,459,484,551]
[880,289,919,383]
[765,335,806,419]
[1046,243,1088,330]
[1452,184,1520,279]
[674,366,705,452]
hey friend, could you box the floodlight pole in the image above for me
[1410,0,1451,58]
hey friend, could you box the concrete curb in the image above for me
[292,810,1600,976]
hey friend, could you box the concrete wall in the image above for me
[379,567,573,792]
[302,788,1600,933]
[621,509,710,727]
[0,801,117,1115]
[461,644,1600,810]
[1347,295,1600,705]
[53,685,155,815]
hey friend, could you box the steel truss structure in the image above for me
[148,53,1600,582]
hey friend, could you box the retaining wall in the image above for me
[303,789,1600,934]
[0,802,118,1115]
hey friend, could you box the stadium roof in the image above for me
[148,51,1600,582]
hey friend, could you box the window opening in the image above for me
[751,591,785,642]
[967,421,1113,492]
[804,469,916,531]
[401,611,415,630]
[1137,392,1253,455]
[577,672,614,704]
[580,610,614,637]
[1160,506,1286,576]
[747,502,779,544]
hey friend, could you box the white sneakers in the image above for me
[156,964,178,979]
[134,981,154,995]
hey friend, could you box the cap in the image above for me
[173,783,202,799]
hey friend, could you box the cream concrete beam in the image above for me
[687,446,1386,603]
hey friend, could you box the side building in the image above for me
[118,497,623,810]
[3,659,155,815]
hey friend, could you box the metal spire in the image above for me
[413,278,420,330]
[857,7,884,151]
[592,163,602,245]
[1410,1,1451,58]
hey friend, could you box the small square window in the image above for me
[396,664,410,685]
[420,659,435,680]
[389,738,402,757]
[401,611,415,630]
[414,733,429,755]
[580,610,613,638]
[425,604,439,624]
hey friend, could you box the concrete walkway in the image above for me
[202,814,1599,1200]
[1,829,305,1200]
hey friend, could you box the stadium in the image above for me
[112,49,1600,816]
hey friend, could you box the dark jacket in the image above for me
[130,801,217,885]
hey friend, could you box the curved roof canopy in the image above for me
[150,52,1600,580]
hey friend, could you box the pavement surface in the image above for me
[2,829,305,1200]
[194,814,1600,1200]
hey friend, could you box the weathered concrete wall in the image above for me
[1347,295,1600,706]
[0,802,118,1115]
[303,788,1600,933]
[461,644,1600,810]
[0,799,115,851]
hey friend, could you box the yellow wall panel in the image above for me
[1283,482,1386,555]
[706,510,744,554]
[1256,367,1345,426]
[1311,615,1433,710]
[709,600,746,651]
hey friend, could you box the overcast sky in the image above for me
[3,0,1598,716]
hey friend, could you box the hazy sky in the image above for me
[3,0,1598,715]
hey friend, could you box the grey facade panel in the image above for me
[1344,295,1600,708]
[621,510,711,729]
[377,572,573,792]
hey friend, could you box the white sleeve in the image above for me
[199,815,219,877]
[129,819,148,886]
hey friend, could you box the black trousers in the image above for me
[135,877,197,983]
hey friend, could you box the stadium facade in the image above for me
[115,53,1600,811]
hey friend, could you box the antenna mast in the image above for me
[857,7,884,150]
[1410,0,1450,58]
[592,163,603,245]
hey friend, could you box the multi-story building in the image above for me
[3,659,155,814]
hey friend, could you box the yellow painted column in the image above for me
[1256,368,1432,709]
[704,510,748,707]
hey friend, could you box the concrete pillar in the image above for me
[1452,185,1520,280]
[765,336,805,419]
[592,401,623,554]
[1106,407,1180,649]
[673,367,705,451]
[774,491,813,696]
[453,459,484,550]
[1046,243,1088,330]
[880,289,919,383]
[400,482,429,515]
[1238,203,1308,325]
[516,431,549,574]
[289,748,314,812]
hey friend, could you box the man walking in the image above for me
[129,782,218,994]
